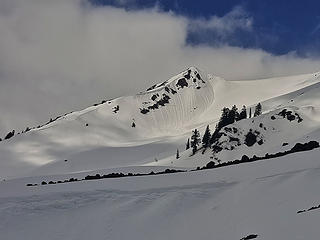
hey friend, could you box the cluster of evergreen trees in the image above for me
[216,103,261,130]
[185,103,262,155]
[216,105,247,130]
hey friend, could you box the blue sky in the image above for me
[91,0,320,56]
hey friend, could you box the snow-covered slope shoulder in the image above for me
[1,68,320,177]
[0,67,214,177]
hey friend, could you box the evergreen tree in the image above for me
[202,125,211,148]
[209,125,220,145]
[191,129,201,155]
[217,107,230,129]
[218,105,239,127]
[176,149,180,159]
[249,107,252,118]
[186,138,190,150]
[254,103,262,117]
[230,105,239,122]
[239,105,247,120]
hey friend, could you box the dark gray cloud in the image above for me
[0,0,319,136]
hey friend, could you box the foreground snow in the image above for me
[1,149,320,240]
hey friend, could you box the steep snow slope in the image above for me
[1,148,320,240]
[197,71,320,125]
[0,67,213,177]
[1,68,320,178]
[148,74,320,169]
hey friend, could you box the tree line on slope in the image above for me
[184,103,262,155]
[26,168,185,187]
[202,140,319,170]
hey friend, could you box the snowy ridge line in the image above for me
[297,203,320,214]
[0,101,100,142]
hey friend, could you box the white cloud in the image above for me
[0,0,319,135]
[311,22,320,35]
[114,0,136,6]
[188,6,253,37]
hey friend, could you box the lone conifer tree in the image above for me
[186,138,190,150]
[231,105,239,122]
[210,126,220,145]
[191,129,200,155]
[176,149,180,159]
[217,107,230,129]
[202,125,211,148]
[239,105,247,120]
[254,103,262,117]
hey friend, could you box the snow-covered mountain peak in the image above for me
[143,66,207,94]
[1,69,320,177]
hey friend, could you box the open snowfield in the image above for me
[1,148,320,240]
